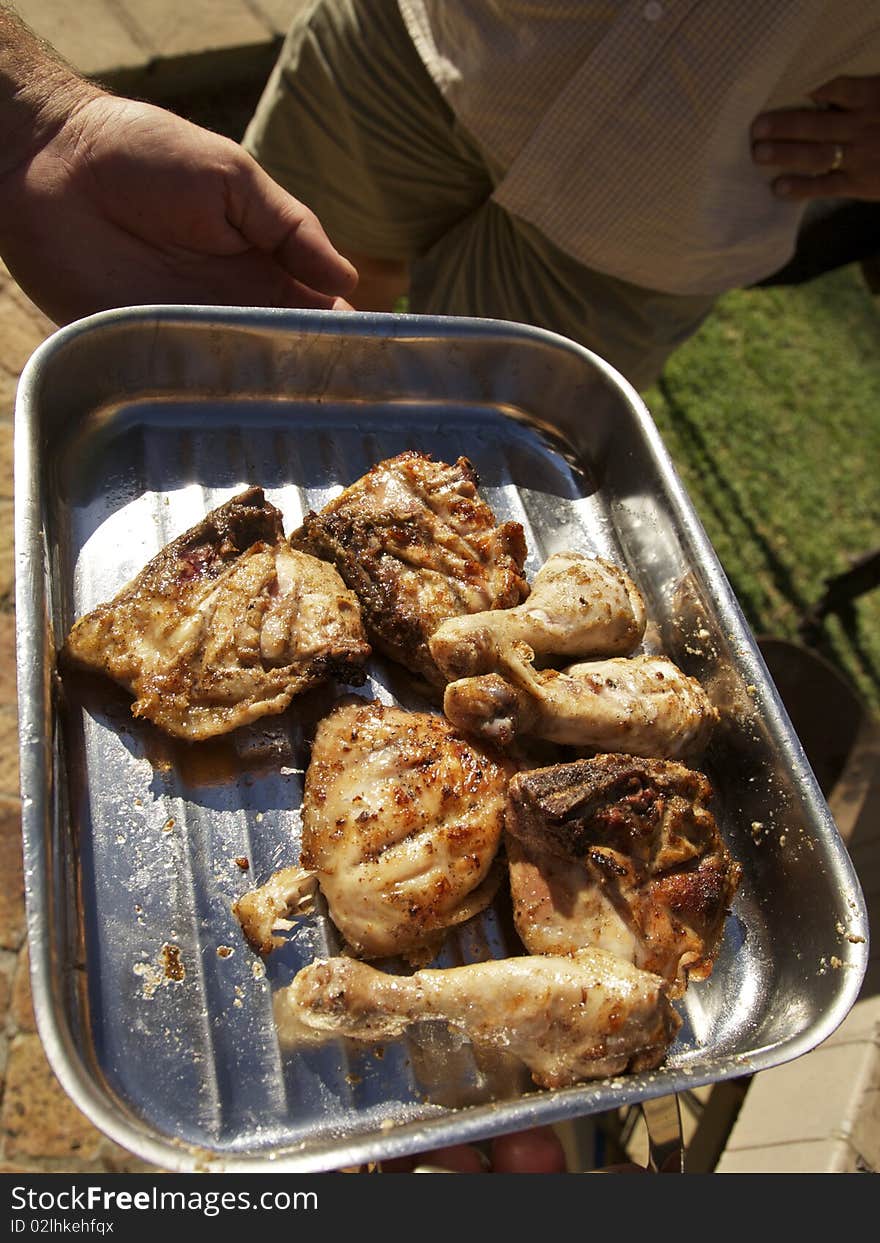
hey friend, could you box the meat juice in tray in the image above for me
[16,307,868,1171]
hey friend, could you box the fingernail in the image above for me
[753,142,774,163]
[752,118,771,139]
[774,178,793,197]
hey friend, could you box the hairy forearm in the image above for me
[0,6,354,323]
[0,4,102,181]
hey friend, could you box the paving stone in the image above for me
[250,0,309,38]
[717,1137,868,1174]
[0,374,18,420]
[98,1144,160,1175]
[0,956,12,1027]
[726,1041,877,1149]
[4,267,55,325]
[15,0,147,79]
[12,946,36,1035]
[0,798,24,951]
[0,500,13,603]
[823,991,880,1047]
[0,610,16,703]
[720,995,880,1172]
[859,951,880,1002]
[0,297,52,381]
[850,1087,880,1172]
[2,1033,107,1162]
[0,420,13,499]
[115,0,271,59]
[0,709,20,798]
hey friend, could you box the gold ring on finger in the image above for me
[829,143,845,173]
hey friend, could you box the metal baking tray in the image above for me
[15,306,868,1172]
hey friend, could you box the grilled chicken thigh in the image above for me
[300,699,512,961]
[443,647,716,758]
[274,949,681,1089]
[63,489,371,740]
[506,754,741,994]
[429,550,646,680]
[291,452,528,686]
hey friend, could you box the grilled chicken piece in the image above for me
[233,866,319,956]
[505,754,741,994]
[291,451,528,686]
[300,699,512,961]
[63,489,371,740]
[443,646,716,758]
[274,949,681,1089]
[506,836,639,962]
[429,550,646,680]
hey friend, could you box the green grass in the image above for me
[642,265,880,713]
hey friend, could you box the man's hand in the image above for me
[0,91,358,324]
[751,75,880,202]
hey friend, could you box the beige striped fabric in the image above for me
[399,1,880,294]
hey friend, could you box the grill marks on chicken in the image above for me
[300,699,512,962]
[275,949,681,1089]
[291,452,529,686]
[505,754,742,994]
[429,550,647,680]
[443,649,717,757]
[63,489,371,740]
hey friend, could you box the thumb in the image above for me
[227,152,358,297]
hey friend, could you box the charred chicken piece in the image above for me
[274,949,681,1089]
[443,646,716,758]
[63,488,371,740]
[300,699,512,962]
[505,754,741,994]
[429,550,646,680]
[291,451,528,686]
[233,866,319,956]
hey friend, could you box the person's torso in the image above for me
[399,0,880,293]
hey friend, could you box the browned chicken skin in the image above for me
[300,699,513,961]
[274,949,681,1089]
[63,489,371,740]
[291,452,529,686]
[505,754,742,994]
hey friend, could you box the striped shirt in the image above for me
[398,1,880,295]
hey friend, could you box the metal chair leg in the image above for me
[641,1094,684,1173]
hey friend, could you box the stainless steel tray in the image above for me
[15,306,869,1172]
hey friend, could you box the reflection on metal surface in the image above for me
[14,306,869,1172]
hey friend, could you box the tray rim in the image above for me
[14,304,870,1172]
